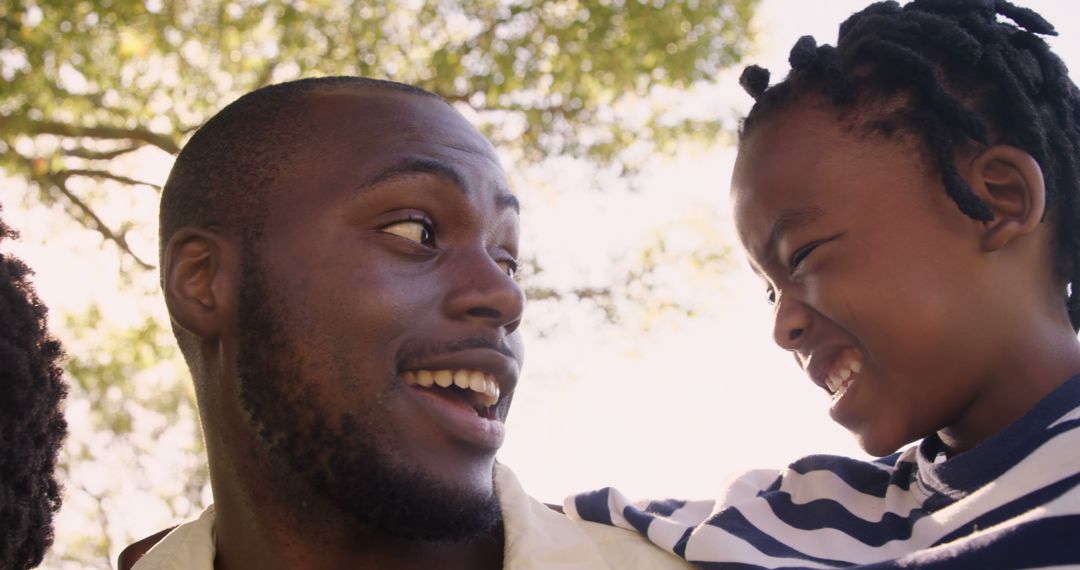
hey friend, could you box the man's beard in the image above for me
[233,249,502,541]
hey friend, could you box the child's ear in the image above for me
[163,228,239,340]
[966,145,1046,252]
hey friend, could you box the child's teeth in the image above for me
[832,381,848,400]
[824,352,864,397]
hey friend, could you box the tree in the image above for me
[2,0,755,270]
[0,1,756,566]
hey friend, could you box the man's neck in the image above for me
[205,444,506,570]
[212,488,505,570]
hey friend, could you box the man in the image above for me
[130,77,691,569]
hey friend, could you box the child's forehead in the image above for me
[739,100,876,162]
[731,100,942,229]
[737,94,931,173]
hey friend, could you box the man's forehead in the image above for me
[303,89,469,135]
[295,88,500,165]
[260,88,513,218]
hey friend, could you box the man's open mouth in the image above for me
[402,369,500,419]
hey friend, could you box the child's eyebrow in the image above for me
[761,206,825,261]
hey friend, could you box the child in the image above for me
[566,0,1080,567]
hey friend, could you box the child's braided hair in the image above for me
[738,0,1080,330]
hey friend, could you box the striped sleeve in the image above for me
[564,440,1080,567]
[564,380,1080,568]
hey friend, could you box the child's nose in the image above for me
[772,295,810,351]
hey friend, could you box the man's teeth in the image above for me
[825,358,862,399]
[402,369,500,407]
[433,370,452,388]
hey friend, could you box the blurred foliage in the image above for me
[0,0,757,567]
[50,305,207,567]
[526,207,732,326]
[1,0,756,269]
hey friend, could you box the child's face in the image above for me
[732,101,1011,456]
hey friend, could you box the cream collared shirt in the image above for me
[133,463,693,569]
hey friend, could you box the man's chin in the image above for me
[413,452,500,497]
[313,459,503,542]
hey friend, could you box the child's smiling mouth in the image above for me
[806,347,864,401]
[826,354,862,400]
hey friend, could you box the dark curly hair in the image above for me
[0,206,67,569]
[737,0,1080,329]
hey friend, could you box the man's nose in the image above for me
[772,294,810,351]
[444,249,525,334]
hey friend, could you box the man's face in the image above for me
[732,101,1012,457]
[234,89,524,539]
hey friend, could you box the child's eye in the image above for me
[787,233,842,273]
[789,241,822,272]
[380,219,434,246]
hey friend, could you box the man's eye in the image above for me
[497,258,519,279]
[765,286,776,306]
[380,220,433,245]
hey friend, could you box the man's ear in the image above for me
[163,228,237,340]
[966,145,1046,252]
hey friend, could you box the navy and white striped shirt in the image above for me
[567,374,1080,568]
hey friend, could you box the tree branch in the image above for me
[62,169,161,191]
[42,173,155,270]
[525,285,612,301]
[63,143,145,161]
[525,285,620,321]
[67,477,115,564]
[0,115,181,154]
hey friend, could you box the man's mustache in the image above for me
[397,336,519,368]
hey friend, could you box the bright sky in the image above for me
[4,1,1080,554]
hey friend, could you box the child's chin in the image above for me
[851,429,911,458]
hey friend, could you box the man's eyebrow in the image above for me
[356,157,467,193]
[762,206,825,260]
[355,157,517,214]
